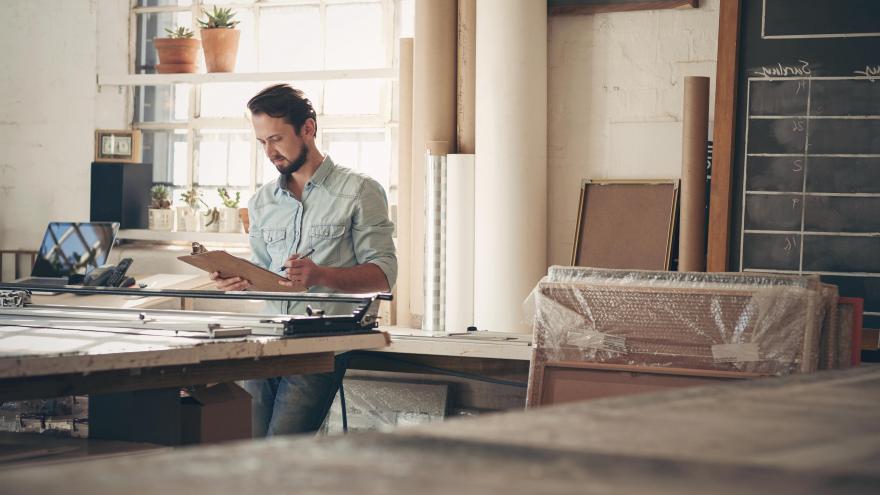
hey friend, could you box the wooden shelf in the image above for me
[98,68,397,86]
[117,229,248,244]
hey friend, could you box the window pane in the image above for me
[258,152,278,187]
[326,3,384,69]
[195,130,252,187]
[257,6,322,71]
[323,80,383,115]
[200,83,259,118]
[398,0,414,38]
[135,84,190,123]
[135,11,193,73]
[322,129,390,191]
[142,129,188,187]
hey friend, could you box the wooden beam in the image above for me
[706,0,742,272]
[549,0,698,16]
[0,352,335,401]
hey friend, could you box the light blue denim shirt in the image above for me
[247,155,397,315]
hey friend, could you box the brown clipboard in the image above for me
[177,250,305,292]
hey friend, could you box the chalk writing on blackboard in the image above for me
[853,65,880,82]
[753,60,811,78]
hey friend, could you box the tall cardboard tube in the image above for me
[411,0,457,323]
[679,76,710,272]
[396,38,414,327]
[457,0,476,154]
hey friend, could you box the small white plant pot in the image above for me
[148,208,174,231]
[219,207,242,233]
[200,211,220,232]
[176,207,199,232]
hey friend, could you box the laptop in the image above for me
[17,222,120,286]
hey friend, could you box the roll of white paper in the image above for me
[445,154,475,333]
[423,149,447,333]
[474,0,547,333]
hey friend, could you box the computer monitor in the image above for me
[30,222,120,278]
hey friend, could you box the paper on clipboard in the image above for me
[178,249,305,292]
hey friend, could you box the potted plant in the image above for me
[176,188,200,231]
[198,6,240,73]
[198,197,220,233]
[217,187,243,233]
[154,26,200,74]
[148,185,174,231]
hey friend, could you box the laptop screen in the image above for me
[31,222,120,278]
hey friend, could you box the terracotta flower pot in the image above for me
[154,38,200,73]
[238,207,249,233]
[200,28,240,73]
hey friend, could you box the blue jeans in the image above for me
[241,354,348,437]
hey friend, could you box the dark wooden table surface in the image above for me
[1,366,877,494]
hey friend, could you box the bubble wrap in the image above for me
[526,267,826,376]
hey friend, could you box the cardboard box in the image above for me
[180,383,251,445]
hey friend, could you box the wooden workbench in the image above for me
[0,366,876,494]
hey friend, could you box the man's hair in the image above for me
[247,84,318,135]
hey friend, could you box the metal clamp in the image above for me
[0,290,31,308]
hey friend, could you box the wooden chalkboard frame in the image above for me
[706,0,742,272]
[549,0,698,16]
[571,179,679,270]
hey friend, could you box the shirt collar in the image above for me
[272,155,335,197]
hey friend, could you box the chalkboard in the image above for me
[725,0,880,332]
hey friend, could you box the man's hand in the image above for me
[209,271,251,291]
[279,255,324,288]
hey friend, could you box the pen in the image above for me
[278,247,316,272]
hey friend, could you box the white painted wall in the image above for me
[0,1,721,284]
[547,0,720,265]
[0,0,128,251]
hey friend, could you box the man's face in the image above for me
[252,113,309,176]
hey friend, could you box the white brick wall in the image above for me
[547,0,720,265]
[0,0,128,251]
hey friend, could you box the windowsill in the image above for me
[117,229,249,245]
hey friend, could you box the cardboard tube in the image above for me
[679,76,710,272]
[457,0,476,154]
[412,0,457,323]
[396,38,414,328]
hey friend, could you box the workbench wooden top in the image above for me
[0,367,876,494]
[0,323,390,379]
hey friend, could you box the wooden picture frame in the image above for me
[549,0,698,16]
[571,179,679,270]
[95,129,143,164]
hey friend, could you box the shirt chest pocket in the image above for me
[308,224,346,265]
[261,228,289,265]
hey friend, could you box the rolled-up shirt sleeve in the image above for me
[352,177,397,289]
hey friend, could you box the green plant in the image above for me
[217,187,241,208]
[198,6,239,29]
[181,189,200,209]
[202,206,220,226]
[194,196,220,226]
[164,26,195,39]
[150,185,172,209]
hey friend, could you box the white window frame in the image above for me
[129,0,399,198]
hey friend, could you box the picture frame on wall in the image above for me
[95,129,142,164]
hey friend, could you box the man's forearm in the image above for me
[318,263,390,293]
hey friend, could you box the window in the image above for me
[131,0,408,209]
